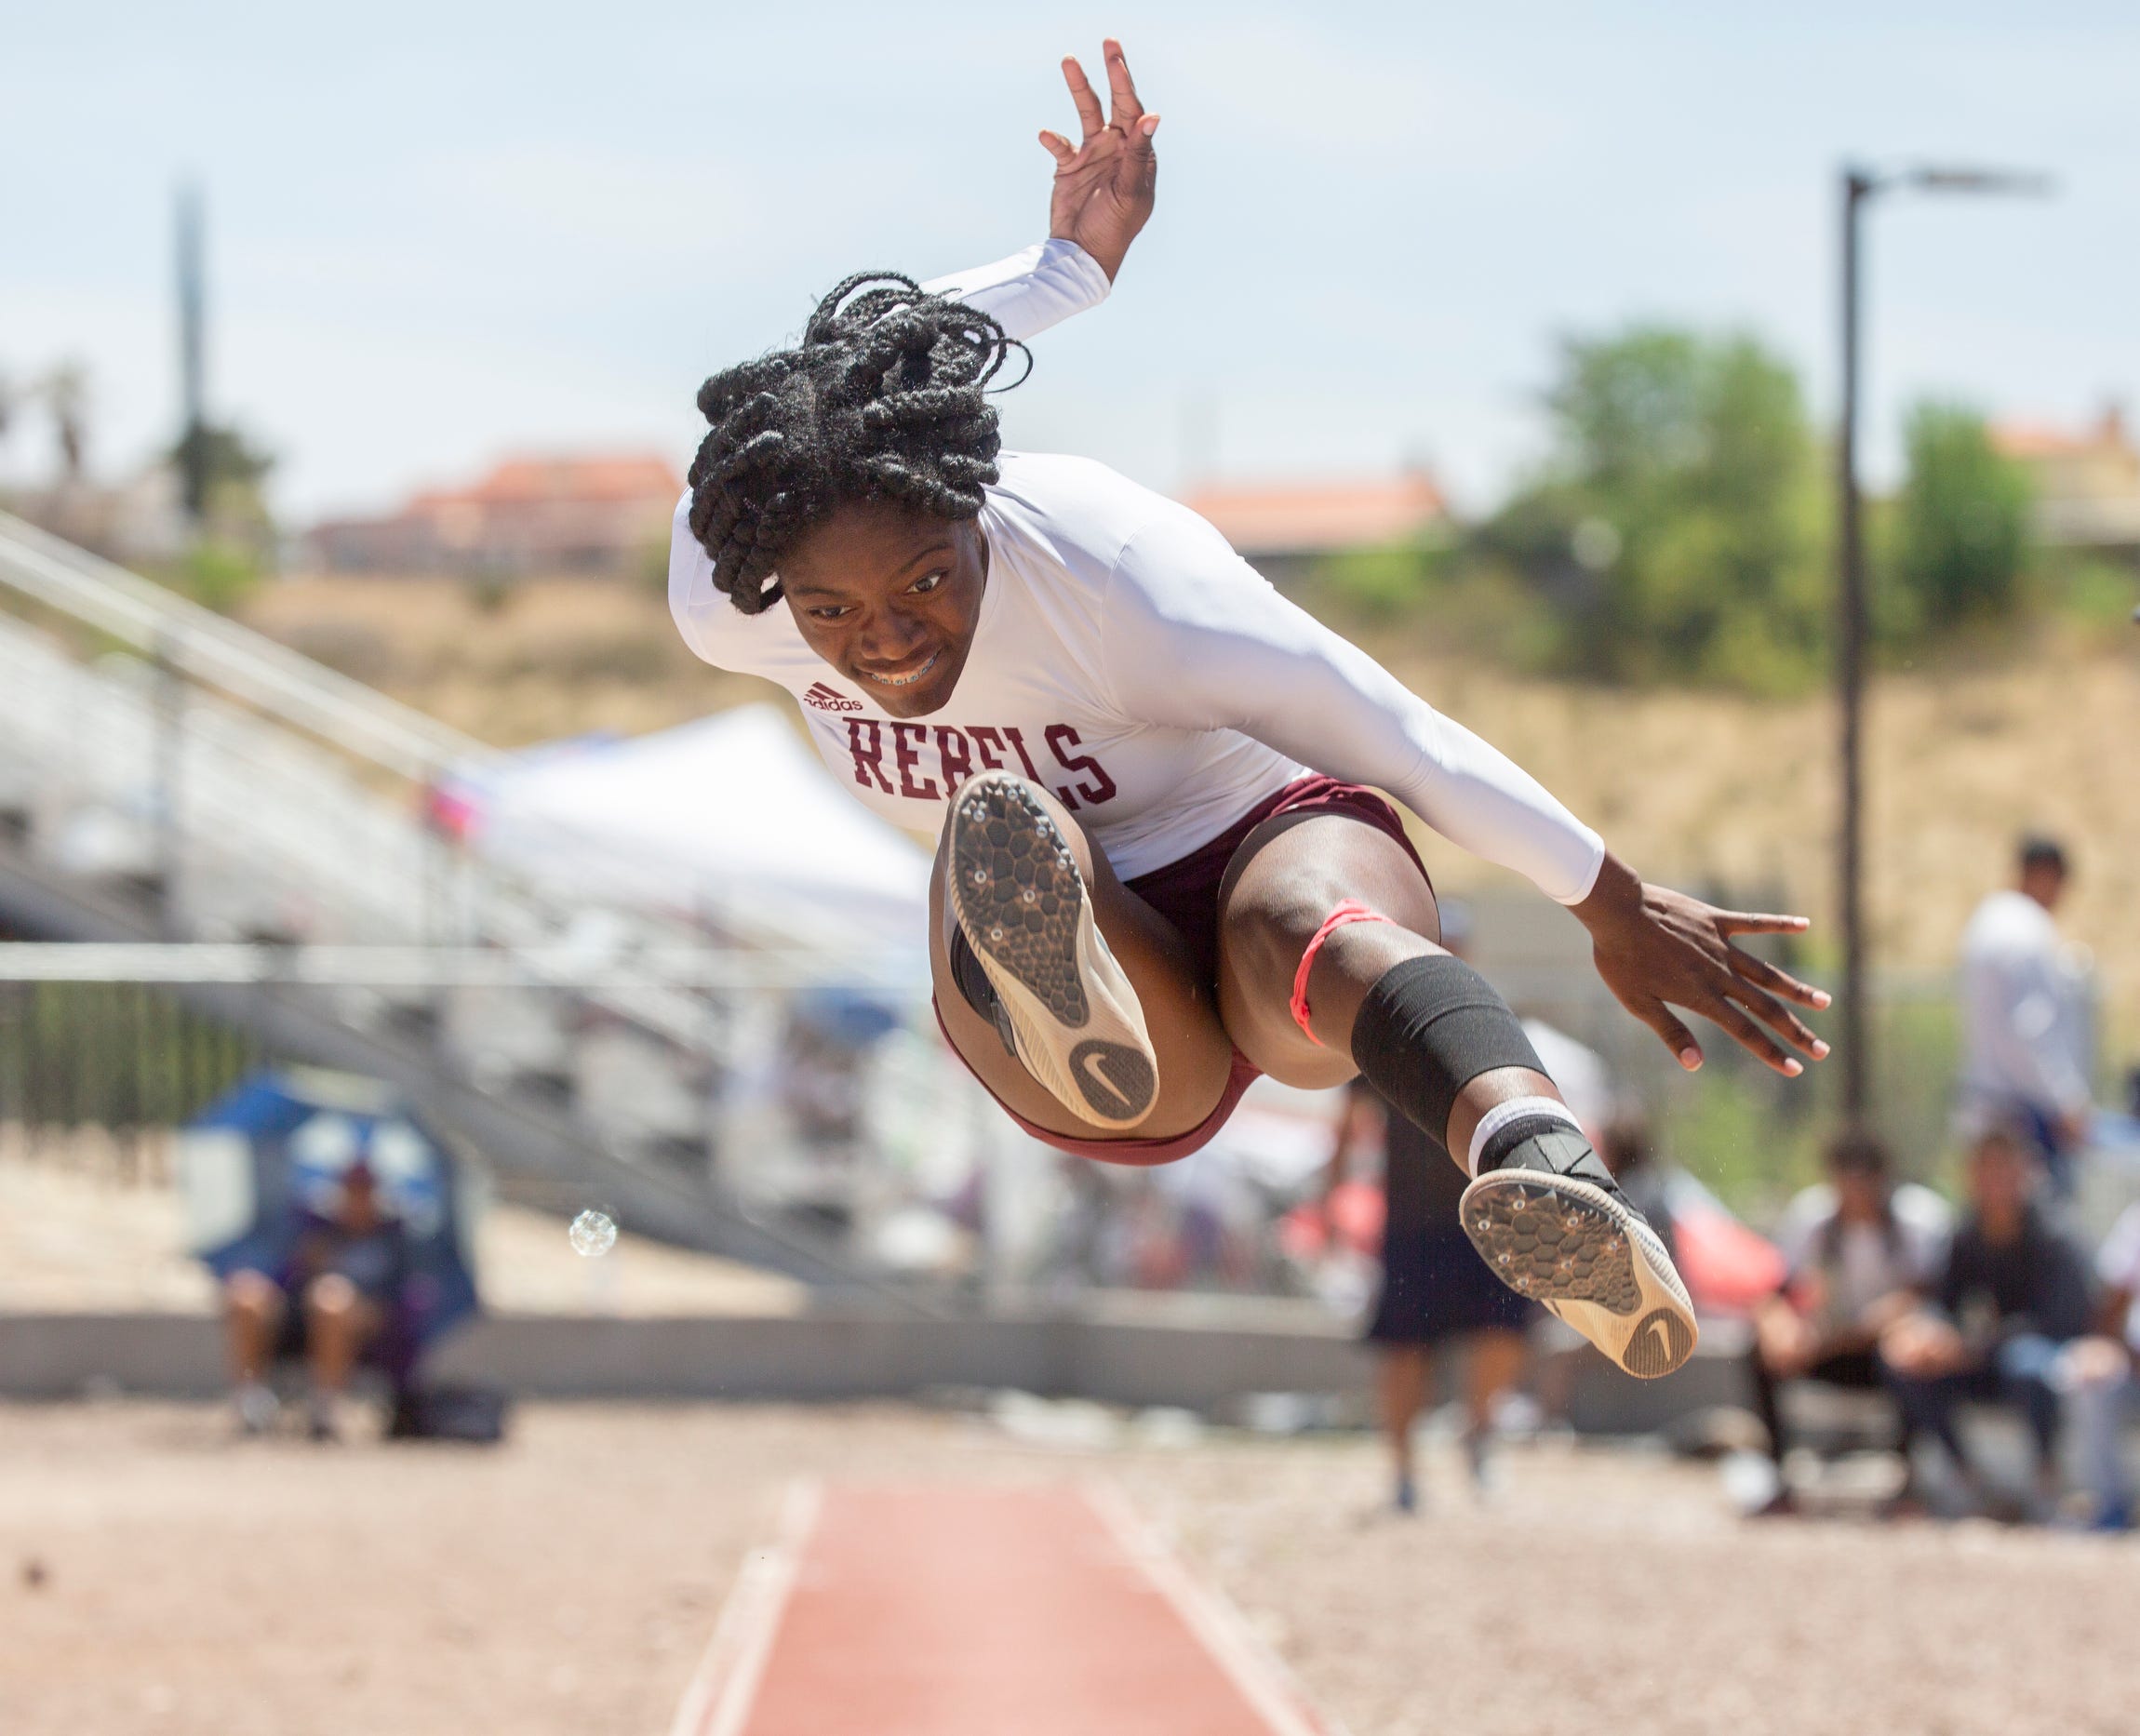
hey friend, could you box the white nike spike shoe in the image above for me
[1460,1152,1698,1380]
[945,772,1159,1130]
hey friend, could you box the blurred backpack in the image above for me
[387,1383,510,1444]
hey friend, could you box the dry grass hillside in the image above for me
[1393,625,2139,1040]
[244,575,2140,1043]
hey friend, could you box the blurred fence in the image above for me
[0,945,2013,1306]
[0,979,256,1180]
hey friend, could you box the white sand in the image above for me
[2,1402,2134,1736]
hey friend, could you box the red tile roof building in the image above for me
[308,457,1453,585]
[1177,472,1448,587]
[1990,407,2140,552]
[309,454,684,577]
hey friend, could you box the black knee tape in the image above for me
[1348,954,1545,1146]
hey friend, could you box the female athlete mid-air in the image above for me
[669,42,1829,1378]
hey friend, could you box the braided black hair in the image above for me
[687,273,1029,615]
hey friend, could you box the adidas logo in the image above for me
[802,682,863,714]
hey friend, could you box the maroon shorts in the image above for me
[933,775,1430,1167]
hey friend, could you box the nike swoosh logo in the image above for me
[1079,1048,1131,1113]
[1645,1317,1674,1357]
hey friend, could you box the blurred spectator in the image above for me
[2058,1200,2140,1530]
[1958,836,2094,1192]
[1600,1118,1677,1263]
[222,1160,410,1440]
[1326,1081,1530,1512]
[781,1004,873,1155]
[1037,1155,1113,1290]
[1880,1125,2093,1518]
[1744,1130,1951,1515]
[1521,1018,1615,1142]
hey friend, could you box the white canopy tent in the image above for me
[450,703,931,961]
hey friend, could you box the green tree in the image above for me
[174,539,262,614]
[1891,401,2032,636]
[168,421,275,525]
[1485,327,1826,692]
[1311,541,1436,621]
[154,421,277,611]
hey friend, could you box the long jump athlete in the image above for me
[669,42,1830,1378]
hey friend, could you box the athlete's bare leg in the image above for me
[929,781,1236,1142]
[1215,809,1562,1159]
[1220,809,1696,1378]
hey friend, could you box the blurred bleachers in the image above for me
[0,510,920,1295]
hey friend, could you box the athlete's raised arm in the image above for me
[922,39,1159,341]
[1100,504,1832,1078]
[1037,38,1159,283]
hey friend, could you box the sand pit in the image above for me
[0,1401,2133,1736]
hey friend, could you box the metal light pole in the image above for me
[176,184,208,527]
[1834,163,2051,1127]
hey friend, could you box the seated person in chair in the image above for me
[1879,1124,2093,1519]
[2056,1199,2140,1531]
[1746,1129,1950,1513]
[223,1159,409,1441]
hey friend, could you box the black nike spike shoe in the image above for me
[1459,1128,1698,1380]
[943,772,1158,1131]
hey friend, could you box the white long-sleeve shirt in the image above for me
[1958,888,2093,1117]
[917,237,1114,337]
[670,244,1606,902]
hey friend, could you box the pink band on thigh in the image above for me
[1290,900,1395,1047]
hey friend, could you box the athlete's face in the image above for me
[779,501,987,718]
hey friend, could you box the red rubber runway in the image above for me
[670,1483,1334,1736]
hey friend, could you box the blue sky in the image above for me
[4,2,2136,518]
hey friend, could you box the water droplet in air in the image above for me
[568,1209,618,1258]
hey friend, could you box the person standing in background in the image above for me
[1317,901,1585,1510]
[1325,1077,1532,1512]
[1958,837,2094,1193]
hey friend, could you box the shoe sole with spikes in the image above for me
[1459,1168,1697,1378]
[946,772,1157,1130]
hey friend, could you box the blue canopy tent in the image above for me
[179,1068,482,1390]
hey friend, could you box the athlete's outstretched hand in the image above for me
[1041,39,1159,283]
[1575,852,1832,1077]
